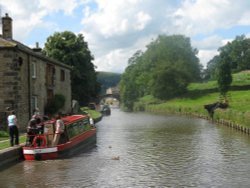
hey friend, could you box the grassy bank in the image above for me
[0,135,26,150]
[80,107,102,120]
[135,71,250,129]
[141,91,250,128]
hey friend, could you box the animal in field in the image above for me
[204,102,228,119]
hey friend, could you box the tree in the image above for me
[206,35,250,80]
[120,34,202,110]
[204,55,220,80]
[43,31,100,105]
[217,52,232,98]
[151,66,189,100]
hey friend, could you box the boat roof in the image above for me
[45,114,89,125]
[62,115,88,125]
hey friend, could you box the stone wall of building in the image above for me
[54,66,72,114]
[30,55,47,116]
[0,49,30,131]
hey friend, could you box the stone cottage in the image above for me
[0,14,72,131]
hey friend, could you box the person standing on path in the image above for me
[7,110,19,146]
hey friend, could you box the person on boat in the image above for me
[7,110,19,146]
[33,108,44,133]
[27,115,39,145]
[52,113,65,146]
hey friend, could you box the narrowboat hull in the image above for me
[23,128,96,160]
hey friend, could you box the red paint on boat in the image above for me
[22,115,96,160]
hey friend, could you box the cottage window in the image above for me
[60,69,65,81]
[32,62,36,78]
[31,96,38,111]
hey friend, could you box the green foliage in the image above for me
[79,107,102,120]
[217,52,232,97]
[43,31,100,104]
[120,34,202,110]
[119,67,140,111]
[45,94,65,115]
[0,131,8,137]
[151,66,189,100]
[188,71,250,91]
[144,90,250,128]
[206,35,250,79]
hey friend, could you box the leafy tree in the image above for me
[119,63,141,111]
[217,52,232,98]
[151,66,189,100]
[204,55,220,80]
[120,34,202,110]
[43,31,100,105]
[206,35,250,79]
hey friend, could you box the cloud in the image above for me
[81,0,178,72]
[172,0,250,36]
[0,0,79,41]
[1,0,250,73]
[198,50,219,68]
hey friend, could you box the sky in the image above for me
[0,0,250,73]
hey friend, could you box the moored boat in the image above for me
[22,114,96,160]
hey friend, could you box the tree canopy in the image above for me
[43,31,100,105]
[119,34,202,111]
[216,52,232,97]
[206,35,250,80]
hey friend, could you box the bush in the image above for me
[45,94,66,115]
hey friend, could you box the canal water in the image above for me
[1,109,250,187]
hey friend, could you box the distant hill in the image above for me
[97,71,121,95]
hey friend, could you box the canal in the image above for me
[1,109,250,187]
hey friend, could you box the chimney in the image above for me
[33,42,42,53]
[2,13,13,39]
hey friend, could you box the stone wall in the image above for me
[0,49,30,131]
[54,66,72,114]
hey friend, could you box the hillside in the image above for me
[97,71,121,95]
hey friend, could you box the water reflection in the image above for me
[1,109,250,187]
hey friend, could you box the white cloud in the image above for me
[198,50,219,68]
[172,0,250,36]
[1,0,250,73]
[134,11,152,31]
[38,0,78,15]
[94,48,133,73]
[0,0,79,41]
[192,35,224,50]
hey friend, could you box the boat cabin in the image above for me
[28,115,93,147]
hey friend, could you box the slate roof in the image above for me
[0,36,71,70]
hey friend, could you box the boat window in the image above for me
[66,118,91,139]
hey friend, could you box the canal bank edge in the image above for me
[0,144,24,170]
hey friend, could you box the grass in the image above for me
[80,107,102,120]
[143,90,250,128]
[0,135,26,150]
[136,71,250,129]
[188,71,250,91]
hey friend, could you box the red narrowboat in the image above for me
[22,114,96,160]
